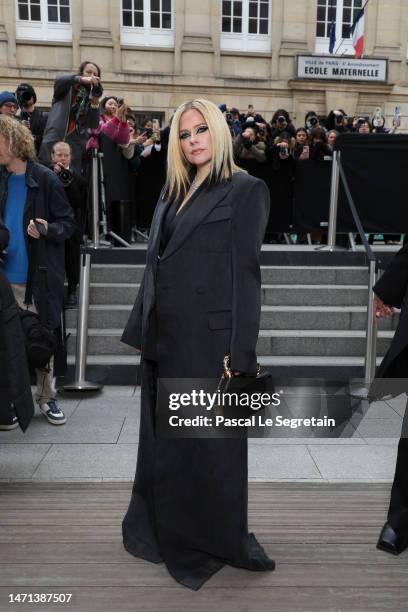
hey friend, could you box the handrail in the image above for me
[337,158,380,397]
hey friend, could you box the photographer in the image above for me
[326,109,349,134]
[219,104,243,137]
[15,83,48,154]
[0,91,18,118]
[0,116,75,426]
[233,121,266,179]
[265,133,296,243]
[39,61,102,174]
[293,127,310,161]
[270,109,296,141]
[51,141,87,307]
[309,127,332,160]
[305,110,323,132]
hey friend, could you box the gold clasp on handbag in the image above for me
[223,354,261,378]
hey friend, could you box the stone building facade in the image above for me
[0,0,407,128]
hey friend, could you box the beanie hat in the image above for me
[0,91,18,107]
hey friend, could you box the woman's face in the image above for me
[359,122,371,134]
[82,63,99,78]
[179,109,212,169]
[104,98,118,116]
[296,131,307,145]
[327,131,337,146]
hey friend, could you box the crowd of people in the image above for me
[0,59,403,430]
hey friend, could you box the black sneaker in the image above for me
[39,399,66,425]
[0,415,19,431]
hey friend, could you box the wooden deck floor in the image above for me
[0,482,407,611]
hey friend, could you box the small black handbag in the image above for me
[214,354,272,417]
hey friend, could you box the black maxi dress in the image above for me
[122,176,275,590]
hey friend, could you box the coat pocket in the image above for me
[208,310,232,330]
[202,206,232,225]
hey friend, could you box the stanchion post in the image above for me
[364,259,378,386]
[91,149,100,249]
[350,259,378,399]
[327,150,341,249]
[63,251,103,391]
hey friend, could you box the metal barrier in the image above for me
[63,250,103,392]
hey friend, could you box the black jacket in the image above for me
[39,74,100,167]
[122,171,269,375]
[18,107,48,155]
[0,161,75,329]
[370,245,408,397]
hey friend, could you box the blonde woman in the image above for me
[121,99,274,589]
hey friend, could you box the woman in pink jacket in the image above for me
[87,96,130,150]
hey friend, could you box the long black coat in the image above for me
[0,222,34,431]
[121,171,273,589]
[0,161,75,329]
[39,74,99,172]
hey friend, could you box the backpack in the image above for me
[19,308,57,369]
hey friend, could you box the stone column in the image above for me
[2,0,17,68]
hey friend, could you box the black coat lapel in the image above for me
[147,195,172,263]
[159,180,233,262]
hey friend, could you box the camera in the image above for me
[90,82,103,98]
[225,112,233,123]
[277,115,287,124]
[58,167,73,187]
[280,145,289,156]
[16,83,36,107]
[20,110,31,123]
[309,116,318,127]
[143,128,153,138]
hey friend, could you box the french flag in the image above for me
[351,8,365,59]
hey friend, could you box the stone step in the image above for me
[90,264,369,286]
[66,328,393,357]
[88,283,369,306]
[65,304,399,331]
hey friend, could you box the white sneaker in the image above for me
[39,400,66,425]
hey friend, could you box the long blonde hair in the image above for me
[164,98,243,200]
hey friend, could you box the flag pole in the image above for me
[333,0,370,56]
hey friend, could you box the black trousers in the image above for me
[387,403,408,534]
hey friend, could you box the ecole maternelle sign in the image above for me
[297,56,388,83]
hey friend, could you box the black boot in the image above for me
[377,522,408,555]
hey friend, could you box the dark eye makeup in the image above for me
[179,124,208,139]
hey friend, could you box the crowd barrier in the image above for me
[293,134,408,236]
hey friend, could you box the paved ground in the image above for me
[1,482,407,612]
[0,386,404,483]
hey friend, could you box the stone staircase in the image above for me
[64,258,398,384]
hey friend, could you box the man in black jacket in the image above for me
[0,115,74,426]
[51,141,87,306]
[15,83,48,155]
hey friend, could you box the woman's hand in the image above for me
[374,294,394,320]
[116,103,129,122]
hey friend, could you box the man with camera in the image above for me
[15,83,48,155]
[39,61,103,174]
[233,121,267,179]
[0,116,75,426]
[51,141,87,307]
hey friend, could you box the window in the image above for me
[121,0,174,47]
[315,0,363,54]
[16,0,71,40]
[221,0,271,52]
